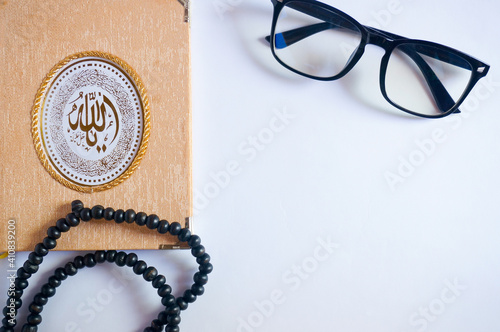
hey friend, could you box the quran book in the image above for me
[0,0,192,251]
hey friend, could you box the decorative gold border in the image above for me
[32,51,151,193]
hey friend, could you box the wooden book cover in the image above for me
[0,0,192,251]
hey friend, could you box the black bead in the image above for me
[42,237,57,250]
[23,261,39,274]
[135,212,147,226]
[183,289,197,303]
[71,200,84,213]
[71,201,83,218]
[12,289,23,299]
[41,284,55,298]
[169,222,181,235]
[165,325,180,332]
[150,319,163,331]
[56,218,70,232]
[4,300,16,313]
[91,205,104,219]
[114,252,127,267]
[54,268,67,281]
[83,253,96,268]
[152,275,166,289]
[48,276,61,288]
[17,267,32,280]
[2,317,16,327]
[80,208,92,222]
[191,245,205,258]
[73,256,85,269]
[125,253,138,267]
[114,209,125,224]
[0,301,13,316]
[157,284,172,297]
[196,253,210,265]
[165,305,180,316]
[65,213,80,227]
[157,220,169,234]
[166,314,181,325]
[64,262,77,276]
[33,294,48,306]
[143,214,159,229]
[188,235,201,248]
[27,314,41,325]
[4,305,15,317]
[28,303,43,314]
[143,266,158,281]
[105,250,117,263]
[34,243,48,257]
[144,214,161,230]
[191,284,205,296]
[5,303,16,313]
[133,260,147,275]
[46,226,61,240]
[21,323,38,332]
[157,310,168,324]
[13,300,22,310]
[161,294,175,307]
[199,263,213,274]
[193,272,208,285]
[176,297,188,310]
[95,251,106,263]
[178,228,191,242]
[5,297,23,313]
[103,207,115,220]
[124,209,136,223]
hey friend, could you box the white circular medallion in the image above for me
[32,52,150,192]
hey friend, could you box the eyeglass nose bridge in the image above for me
[364,26,397,51]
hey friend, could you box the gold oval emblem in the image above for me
[32,51,150,192]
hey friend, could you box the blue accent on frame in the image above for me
[275,33,287,49]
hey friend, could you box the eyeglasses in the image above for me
[267,0,490,118]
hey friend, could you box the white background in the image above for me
[2,0,500,331]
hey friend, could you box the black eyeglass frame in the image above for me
[269,0,490,118]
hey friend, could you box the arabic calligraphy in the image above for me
[66,90,120,155]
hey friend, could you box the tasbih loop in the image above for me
[1,201,212,332]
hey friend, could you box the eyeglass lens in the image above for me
[384,43,473,116]
[274,2,363,78]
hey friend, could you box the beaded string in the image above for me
[1,201,212,332]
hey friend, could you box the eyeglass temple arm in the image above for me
[266,23,460,113]
[265,22,334,48]
[367,27,472,70]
